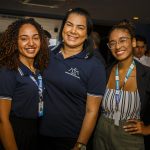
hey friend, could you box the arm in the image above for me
[72,95,102,150]
[123,67,150,136]
[0,99,18,150]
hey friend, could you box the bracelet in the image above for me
[75,142,86,150]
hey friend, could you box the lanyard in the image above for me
[18,68,43,102]
[115,60,135,111]
[29,75,43,102]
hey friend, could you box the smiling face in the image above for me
[62,13,87,51]
[108,29,135,61]
[18,23,41,62]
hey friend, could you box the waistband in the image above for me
[101,113,138,127]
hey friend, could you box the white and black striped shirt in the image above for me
[102,88,141,120]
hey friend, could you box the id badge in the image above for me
[113,111,120,126]
[38,101,44,117]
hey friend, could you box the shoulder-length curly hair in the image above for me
[0,18,49,71]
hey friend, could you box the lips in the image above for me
[115,50,125,56]
[25,48,36,53]
[67,35,78,41]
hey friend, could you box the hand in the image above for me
[123,119,148,135]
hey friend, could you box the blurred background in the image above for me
[0,0,150,64]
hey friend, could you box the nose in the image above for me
[116,41,122,49]
[28,38,34,46]
[70,26,77,33]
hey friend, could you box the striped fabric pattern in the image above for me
[102,88,141,120]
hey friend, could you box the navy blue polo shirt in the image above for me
[40,47,106,138]
[0,63,40,119]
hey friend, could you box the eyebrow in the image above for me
[66,21,86,28]
[19,34,39,37]
[109,40,116,43]
[109,37,130,42]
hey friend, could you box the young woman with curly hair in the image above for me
[94,20,150,150]
[0,18,49,150]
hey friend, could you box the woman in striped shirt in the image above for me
[93,20,150,150]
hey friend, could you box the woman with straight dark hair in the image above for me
[39,8,106,150]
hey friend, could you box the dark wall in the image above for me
[135,24,150,49]
[93,24,115,65]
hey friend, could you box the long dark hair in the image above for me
[0,18,49,71]
[58,7,94,58]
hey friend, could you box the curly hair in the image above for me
[108,19,135,39]
[0,18,49,71]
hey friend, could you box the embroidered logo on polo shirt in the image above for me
[65,68,80,79]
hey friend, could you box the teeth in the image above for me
[69,36,75,39]
[68,35,77,40]
[25,48,35,53]
[25,48,34,50]
[116,51,124,55]
[116,50,125,55]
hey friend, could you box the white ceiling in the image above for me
[0,0,150,25]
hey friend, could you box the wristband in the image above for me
[75,142,86,150]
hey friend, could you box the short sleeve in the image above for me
[87,62,106,96]
[0,67,16,100]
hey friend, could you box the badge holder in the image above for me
[113,111,120,126]
[38,101,44,117]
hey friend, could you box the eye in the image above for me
[33,36,40,40]
[65,22,72,27]
[77,26,85,30]
[136,46,144,48]
[20,37,28,41]
[109,42,116,47]
[119,38,127,43]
